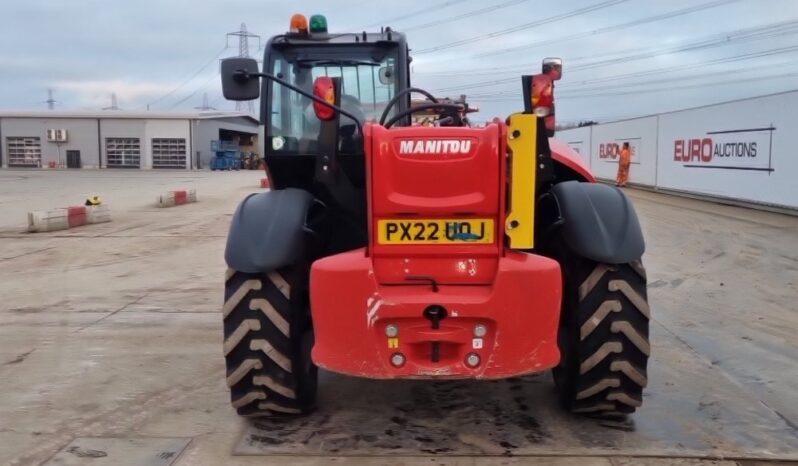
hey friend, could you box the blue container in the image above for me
[210,141,241,171]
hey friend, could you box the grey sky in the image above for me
[1,0,797,123]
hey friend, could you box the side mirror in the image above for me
[378,66,395,85]
[542,57,562,81]
[221,57,261,101]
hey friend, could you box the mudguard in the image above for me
[224,188,314,273]
[551,181,645,264]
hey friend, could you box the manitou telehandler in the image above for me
[220,14,649,419]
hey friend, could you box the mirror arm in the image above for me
[234,69,364,135]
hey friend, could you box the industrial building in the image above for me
[0,111,259,169]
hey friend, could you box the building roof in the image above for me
[0,110,259,123]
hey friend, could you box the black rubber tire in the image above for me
[222,266,317,417]
[553,258,650,417]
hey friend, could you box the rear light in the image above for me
[313,76,336,121]
[531,74,553,110]
[531,73,556,135]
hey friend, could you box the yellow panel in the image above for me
[505,113,537,249]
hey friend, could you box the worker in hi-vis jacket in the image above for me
[616,142,631,187]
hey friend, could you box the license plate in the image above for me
[377,219,494,245]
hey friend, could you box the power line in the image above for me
[460,0,742,61]
[415,19,798,77]
[146,45,228,108]
[471,69,798,101]
[168,72,219,110]
[363,0,467,28]
[560,45,798,89]
[467,46,798,98]
[402,0,532,32]
[471,45,798,95]
[570,21,798,72]
[560,71,798,99]
[415,0,631,54]
[427,26,795,94]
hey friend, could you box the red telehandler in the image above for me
[220,14,649,419]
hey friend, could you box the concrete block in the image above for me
[66,206,87,228]
[27,204,111,233]
[157,189,197,208]
[86,205,112,224]
[27,208,69,233]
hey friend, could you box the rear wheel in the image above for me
[222,266,317,416]
[554,258,650,417]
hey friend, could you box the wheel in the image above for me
[222,266,317,416]
[553,258,650,417]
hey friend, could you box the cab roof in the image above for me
[270,30,406,47]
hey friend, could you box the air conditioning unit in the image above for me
[47,129,68,142]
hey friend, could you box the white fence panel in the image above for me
[589,116,658,187]
[657,91,798,209]
[556,126,592,168]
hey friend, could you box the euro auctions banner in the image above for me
[657,91,798,209]
[671,127,774,172]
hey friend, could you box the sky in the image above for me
[1,0,797,124]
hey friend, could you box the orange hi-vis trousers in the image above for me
[616,149,630,186]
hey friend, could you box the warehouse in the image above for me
[0,111,259,170]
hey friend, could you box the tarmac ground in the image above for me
[0,169,796,466]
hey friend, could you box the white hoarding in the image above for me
[557,126,592,168]
[657,91,798,209]
[589,116,658,187]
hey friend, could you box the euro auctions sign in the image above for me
[672,127,775,172]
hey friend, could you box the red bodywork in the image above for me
[549,137,595,183]
[309,122,569,379]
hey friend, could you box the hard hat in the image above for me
[85,196,102,206]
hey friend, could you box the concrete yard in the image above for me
[0,169,796,466]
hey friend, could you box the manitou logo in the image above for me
[398,139,473,155]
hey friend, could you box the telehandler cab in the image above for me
[220,14,649,419]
